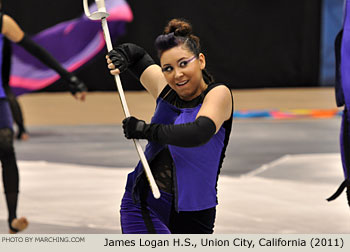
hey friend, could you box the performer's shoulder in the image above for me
[205,83,232,97]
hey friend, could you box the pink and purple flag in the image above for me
[10,0,133,95]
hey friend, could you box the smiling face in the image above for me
[160,45,207,101]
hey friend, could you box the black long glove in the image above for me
[107,43,155,79]
[18,34,88,96]
[122,116,216,147]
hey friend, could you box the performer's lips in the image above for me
[176,80,189,86]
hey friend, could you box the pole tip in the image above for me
[153,190,161,199]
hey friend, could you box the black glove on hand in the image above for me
[108,49,129,74]
[108,43,155,79]
[67,75,88,95]
[122,116,155,140]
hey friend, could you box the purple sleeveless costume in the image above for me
[120,83,233,233]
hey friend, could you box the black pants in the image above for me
[0,99,20,231]
[169,207,216,234]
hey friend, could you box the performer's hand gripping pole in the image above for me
[83,0,160,199]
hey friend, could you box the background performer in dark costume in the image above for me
[106,18,233,233]
[0,1,87,233]
[328,0,350,208]
[2,38,28,140]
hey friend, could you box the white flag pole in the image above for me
[83,0,160,199]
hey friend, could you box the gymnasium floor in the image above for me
[0,88,349,233]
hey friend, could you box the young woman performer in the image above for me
[0,2,87,233]
[106,19,233,233]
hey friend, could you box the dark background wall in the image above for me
[3,0,322,91]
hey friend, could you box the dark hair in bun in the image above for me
[155,19,200,57]
[155,19,214,84]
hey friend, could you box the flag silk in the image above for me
[9,0,133,95]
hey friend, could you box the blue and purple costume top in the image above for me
[125,83,233,212]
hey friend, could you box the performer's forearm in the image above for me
[123,116,217,147]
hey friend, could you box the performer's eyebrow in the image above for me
[177,57,187,63]
[162,56,195,68]
[178,56,196,64]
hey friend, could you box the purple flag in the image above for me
[10,0,133,95]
